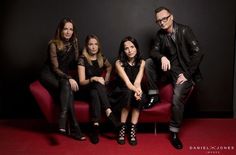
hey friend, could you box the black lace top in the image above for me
[45,40,78,79]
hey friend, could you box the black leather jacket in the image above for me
[150,22,204,83]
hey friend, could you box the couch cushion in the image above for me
[30,80,173,124]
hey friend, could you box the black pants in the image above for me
[145,58,193,132]
[79,82,112,123]
[40,67,79,127]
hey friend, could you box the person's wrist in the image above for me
[161,56,166,61]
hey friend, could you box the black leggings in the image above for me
[40,68,79,127]
[79,82,112,123]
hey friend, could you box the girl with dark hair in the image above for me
[114,36,145,146]
[40,17,85,140]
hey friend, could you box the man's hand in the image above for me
[161,56,171,71]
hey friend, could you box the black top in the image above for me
[78,56,107,79]
[43,40,78,79]
[111,61,144,110]
[117,62,140,88]
[166,32,185,80]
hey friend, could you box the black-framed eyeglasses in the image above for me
[156,15,171,24]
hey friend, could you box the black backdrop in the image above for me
[0,0,236,118]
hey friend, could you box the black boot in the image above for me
[68,101,86,141]
[170,132,183,149]
[108,112,121,129]
[117,123,126,145]
[129,123,137,146]
[58,80,71,133]
[90,124,99,144]
[70,125,86,141]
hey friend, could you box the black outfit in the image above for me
[145,22,204,132]
[77,56,112,123]
[113,60,145,146]
[39,40,81,133]
[110,62,145,111]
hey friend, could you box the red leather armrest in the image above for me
[29,80,58,123]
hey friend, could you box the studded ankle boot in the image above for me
[129,123,137,146]
[117,123,126,145]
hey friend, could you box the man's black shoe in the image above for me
[170,132,183,149]
[143,95,159,109]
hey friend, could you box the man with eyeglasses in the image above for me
[144,6,204,149]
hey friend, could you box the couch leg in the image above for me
[154,122,157,135]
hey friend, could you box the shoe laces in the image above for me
[130,125,136,141]
[119,124,126,140]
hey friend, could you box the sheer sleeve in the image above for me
[73,38,79,61]
[103,56,112,82]
[49,43,71,79]
[103,57,111,68]
[78,56,85,66]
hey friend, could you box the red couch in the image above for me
[29,80,173,125]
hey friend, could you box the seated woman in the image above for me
[39,17,85,140]
[114,36,145,146]
[77,34,120,144]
